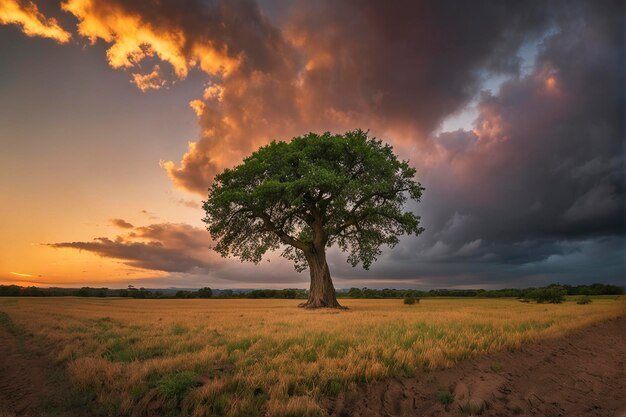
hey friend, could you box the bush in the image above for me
[576,295,592,305]
[404,295,419,305]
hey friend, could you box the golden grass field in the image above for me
[0,296,624,417]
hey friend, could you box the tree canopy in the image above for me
[202,129,424,308]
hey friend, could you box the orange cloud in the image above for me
[131,65,166,91]
[61,0,239,80]
[0,0,71,43]
[188,99,205,117]
[110,218,134,229]
[51,0,303,194]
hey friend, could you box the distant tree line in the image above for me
[0,283,622,299]
[0,285,213,299]
[339,283,623,300]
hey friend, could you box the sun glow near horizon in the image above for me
[10,271,34,277]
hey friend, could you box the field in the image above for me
[0,297,624,417]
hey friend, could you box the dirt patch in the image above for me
[325,316,626,417]
[0,314,76,417]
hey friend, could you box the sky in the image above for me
[0,0,623,290]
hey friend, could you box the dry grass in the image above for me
[0,296,623,416]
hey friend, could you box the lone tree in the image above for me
[202,130,424,308]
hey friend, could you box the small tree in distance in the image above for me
[203,130,424,308]
[197,287,213,298]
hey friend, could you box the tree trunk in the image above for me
[298,249,345,309]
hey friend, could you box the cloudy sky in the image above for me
[0,0,623,289]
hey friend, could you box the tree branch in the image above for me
[258,212,309,252]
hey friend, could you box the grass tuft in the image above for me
[436,390,454,405]
[171,323,188,335]
[157,371,198,410]
[226,338,253,354]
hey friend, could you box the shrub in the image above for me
[576,295,592,305]
[404,295,419,305]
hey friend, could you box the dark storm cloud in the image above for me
[328,236,624,289]
[47,222,222,273]
[351,0,625,287]
[286,0,550,136]
[425,0,623,241]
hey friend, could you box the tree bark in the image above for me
[298,249,345,309]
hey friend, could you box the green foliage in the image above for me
[197,287,213,298]
[576,295,592,304]
[436,390,454,405]
[527,287,567,304]
[175,288,213,298]
[1,283,622,299]
[246,288,307,299]
[203,130,424,272]
[561,283,624,296]
[346,287,364,298]
[77,287,109,297]
[175,290,194,298]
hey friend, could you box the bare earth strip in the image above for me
[0,324,50,417]
[0,319,76,417]
[326,316,626,417]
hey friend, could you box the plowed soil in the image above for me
[325,316,626,417]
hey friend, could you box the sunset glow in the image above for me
[10,271,34,277]
[0,0,70,42]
